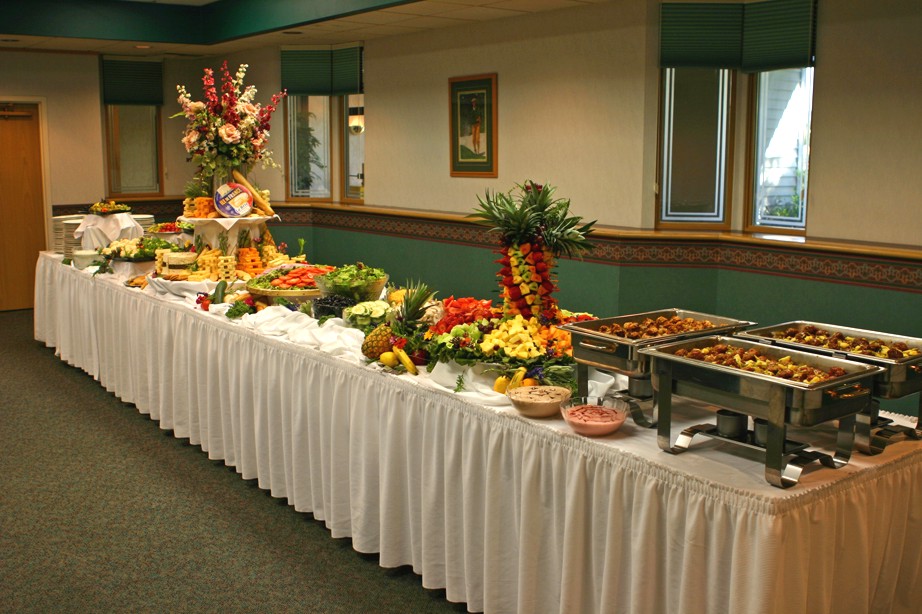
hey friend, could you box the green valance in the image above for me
[102,59,164,105]
[742,0,817,72]
[281,47,363,96]
[660,3,743,68]
[660,0,817,71]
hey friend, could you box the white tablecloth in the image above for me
[32,252,922,614]
[73,212,143,250]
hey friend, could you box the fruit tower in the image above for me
[470,181,595,321]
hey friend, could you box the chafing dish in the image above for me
[639,336,884,488]
[561,309,755,426]
[737,321,922,453]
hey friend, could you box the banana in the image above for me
[506,367,527,391]
[393,346,418,375]
[232,169,275,216]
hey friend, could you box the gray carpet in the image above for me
[0,309,468,613]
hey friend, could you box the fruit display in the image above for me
[89,199,131,215]
[470,181,594,320]
[362,281,435,363]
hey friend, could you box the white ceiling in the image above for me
[0,0,612,59]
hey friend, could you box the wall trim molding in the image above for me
[54,201,922,293]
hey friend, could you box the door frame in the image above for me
[1,96,52,250]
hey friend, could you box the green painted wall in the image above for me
[280,227,921,414]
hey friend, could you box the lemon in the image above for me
[493,375,510,393]
[379,351,399,368]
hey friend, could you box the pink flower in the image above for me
[185,101,205,118]
[182,130,200,151]
[218,123,241,144]
[239,102,259,117]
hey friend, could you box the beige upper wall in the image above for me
[807,0,922,246]
[1,0,919,246]
[364,0,657,229]
[0,52,104,205]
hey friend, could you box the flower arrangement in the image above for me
[175,61,286,187]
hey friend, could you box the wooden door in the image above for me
[0,103,46,311]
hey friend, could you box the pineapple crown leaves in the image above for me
[390,279,437,335]
[469,180,595,258]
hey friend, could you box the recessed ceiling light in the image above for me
[135,44,151,49]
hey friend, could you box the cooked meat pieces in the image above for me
[770,326,920,359]
[673,344,846,383]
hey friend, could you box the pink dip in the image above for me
[564,404,625,436]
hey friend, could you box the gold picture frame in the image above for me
[449,73,497,177]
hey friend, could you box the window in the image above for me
[749,67,814,230]
[658,67,732,227]
[105,104,162,196]
[288,95,331,199]
[342,94,365,202]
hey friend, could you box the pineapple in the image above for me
[390,280,435,339]
[362,323,393,360]
[361,280,435,361]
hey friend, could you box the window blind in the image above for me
[102,59,164,105]
[282,47,363,96]
[331,47,363,95]
[660,3,743,68]
[742,0,817,72]
[660,0,817,71]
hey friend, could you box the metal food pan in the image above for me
[561,308,755,378]
[737,321,922,399]
[639,335,884,426]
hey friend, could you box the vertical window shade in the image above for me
[660,3,743,68]
[331,47,363,95]
[282,47,363,96]
[660,0,817,71]
[102,60,163,105]
[742,0,817,72]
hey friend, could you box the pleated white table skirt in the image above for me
[33,252,922,614]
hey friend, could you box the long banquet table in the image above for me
[34,252,922,614]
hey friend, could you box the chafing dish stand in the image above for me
[641,336,883,489]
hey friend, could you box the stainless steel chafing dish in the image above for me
[736,321,922,398]
[561,309,755,426]
[639,335,884,488]
[736,321,922,453]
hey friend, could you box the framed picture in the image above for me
[449,73,497,177]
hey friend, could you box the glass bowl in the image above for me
[560,396,628,437]
[315,273,388,303]
[507,385,571,418]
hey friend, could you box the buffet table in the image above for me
[33,252,922,614]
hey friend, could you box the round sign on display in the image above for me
[214,182,254,217]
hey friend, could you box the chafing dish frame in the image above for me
[639,335,884,488]
[737,321,922,454]
[562,308,755,427]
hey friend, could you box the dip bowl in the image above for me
[560,396,628,437]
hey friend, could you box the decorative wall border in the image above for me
[287,207,922,294]
[55,203,922,293]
